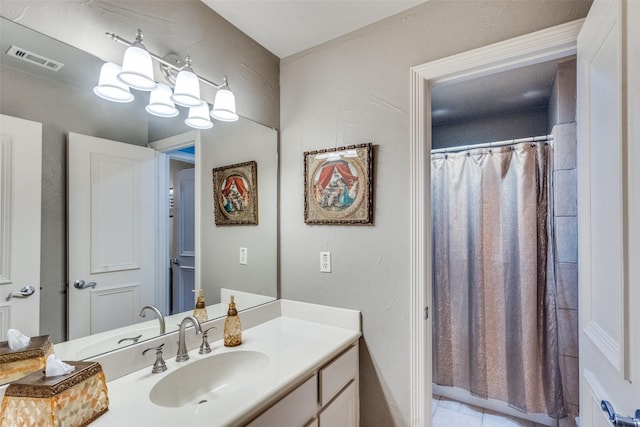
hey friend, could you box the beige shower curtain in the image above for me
[431,142,565,418]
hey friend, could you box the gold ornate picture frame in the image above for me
[212,161,258,225]
[304,143,374,225]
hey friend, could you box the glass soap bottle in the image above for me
[223,295,242,347]
[193,289,208,323]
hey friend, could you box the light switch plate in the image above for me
[320,252,331,273]
[239,247,248,265]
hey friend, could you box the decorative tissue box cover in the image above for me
[0,335,53,385]
[0,361,109,427]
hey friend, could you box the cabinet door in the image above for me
[319,381,357,427]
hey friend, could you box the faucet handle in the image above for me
[142,343,167,374]
[199,326,216,354]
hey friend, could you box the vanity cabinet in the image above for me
[247,343,359,427]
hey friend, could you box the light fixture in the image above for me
[146,83,179,117]
[171,56,202,108]
[101,29,239,128]
[211,76,239,122]
[117,30,157,91]
[185,103,213,129]
[93,62,134,103]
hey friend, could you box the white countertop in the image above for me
[92,315,360,427]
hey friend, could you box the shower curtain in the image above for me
[431,142,565,418]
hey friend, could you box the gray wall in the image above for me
[279,2,591,425]
[199,119,279,304]
[0,1,279,343]
[433,107,548,150]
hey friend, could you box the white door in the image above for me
[171,167,195,314]
[67,133,157,340]
[0,115,41,339]
[577,0,640,424]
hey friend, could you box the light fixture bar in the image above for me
[105,32,226,90]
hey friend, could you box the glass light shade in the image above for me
[171,68,202,107]
[146,83,179,117]
[117,45,157,91]
[185,103,213,129]
[211,88,239,122]
[93,63,134,103]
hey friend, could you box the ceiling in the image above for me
[201,0,427,58]
[201,1,571,124]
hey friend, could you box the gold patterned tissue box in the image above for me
[0,361,109,427]
[0,335,53,385]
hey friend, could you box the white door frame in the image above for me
[149,130,201,315]
[408,20,583,425]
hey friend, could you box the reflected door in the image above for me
[67,133,157,340]
[0,114,41,339]
[171,168,195,314]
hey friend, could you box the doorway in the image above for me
[149,130,202,316]
[430,57,578,426]
[167,149,195,315]
[408,19,583,425]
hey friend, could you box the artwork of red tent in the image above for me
[316,160,357,190]
[222,175,248,196]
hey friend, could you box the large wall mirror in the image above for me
[0,17,278,362]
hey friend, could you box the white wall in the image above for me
[279,1,592,425]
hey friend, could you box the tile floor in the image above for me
[432,395,572,427]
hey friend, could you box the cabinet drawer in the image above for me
[247,375,317,427]
[319,345,358,406]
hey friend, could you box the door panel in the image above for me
[578,0,640,424]
[68,133,157,339]
[171,168,195,314]
[0,115,41,339]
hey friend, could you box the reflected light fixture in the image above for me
[99,29,239,130]
[117,30,157,91]
[211,76,239,122]
[93,62,134,103]
[185,103,213,129]
[146,83,179,117]
[171,56,202,108]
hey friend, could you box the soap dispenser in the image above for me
[223,295,242,347]
[193,289,208,323]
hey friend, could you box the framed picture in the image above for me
[304,143,374,225]
[212,161,258,225]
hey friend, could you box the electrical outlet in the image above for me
[239,247,248,265]
[320,251,331,273]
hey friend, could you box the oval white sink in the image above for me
[149,350,270,407]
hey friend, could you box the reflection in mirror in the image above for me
[0,17,278,362]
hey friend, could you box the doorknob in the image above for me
[6,285,36,300]
[601,400,640,426]
[73,279,97,290]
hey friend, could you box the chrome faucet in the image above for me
[176,316,202,362]
[139,305,166,335]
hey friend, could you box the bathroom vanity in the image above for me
[76,300,360,427]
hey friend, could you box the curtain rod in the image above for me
[431,134,553,154]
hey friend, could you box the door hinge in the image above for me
[424,306,429,320]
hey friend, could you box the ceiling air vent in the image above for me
[5,45,64,72]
